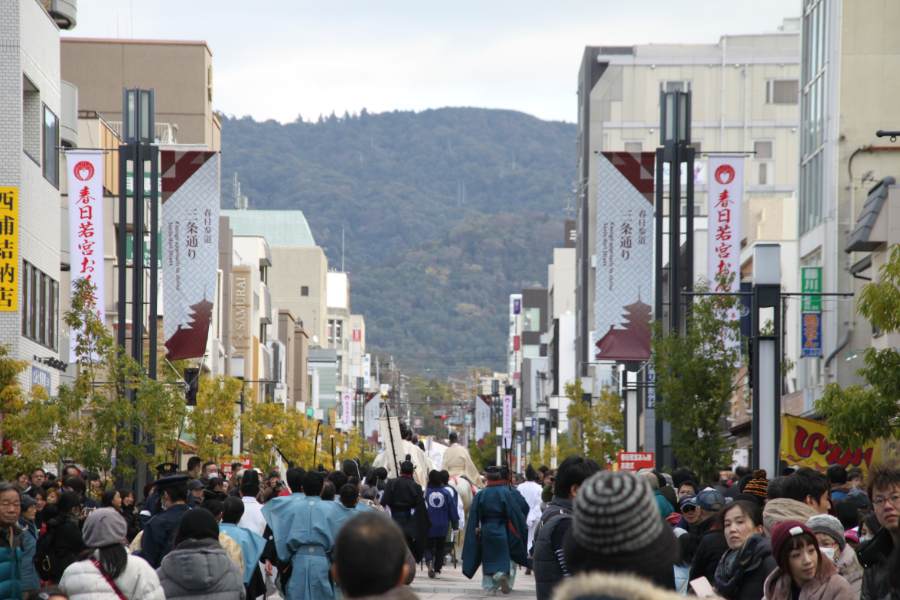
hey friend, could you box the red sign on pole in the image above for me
[617,451,655,471]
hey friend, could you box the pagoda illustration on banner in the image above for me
[165,297,213,360]
[595,296,652,361]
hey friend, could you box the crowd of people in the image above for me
[0,438,895,600]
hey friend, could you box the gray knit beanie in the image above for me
[807,514,846,550]
[82,507,127,548]
[572,471,663,554]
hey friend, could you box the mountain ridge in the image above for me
[220,106,576,375]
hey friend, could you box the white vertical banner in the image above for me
[364,393,381,441]
[66,151,105,362]
[502,394,513,449]
[341,390,353,430]
[474,396,491,442]
[706,156,744,293]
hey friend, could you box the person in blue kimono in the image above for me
[263,470,339,600]
[462,465,529,594]
[220,496,267,591]
[425,469,459,578]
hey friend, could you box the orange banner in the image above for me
[780,414,897,473]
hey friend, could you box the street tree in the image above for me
[187,375,241,462]
[816,245,900,446]
[0,346,58,479]
[652,283,741,483]
[55,278,186,481]
[566,380,624,467]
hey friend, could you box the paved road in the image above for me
[410,564,536,599]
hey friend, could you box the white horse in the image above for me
[448,474,477,566]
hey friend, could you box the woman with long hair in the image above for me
[714,501,776,600]
[58,508,163,599]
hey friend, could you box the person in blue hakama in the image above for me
[220,496,267,587]
[462,465,529,594]
[263,470,338,600]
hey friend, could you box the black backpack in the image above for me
[34,528,57,581]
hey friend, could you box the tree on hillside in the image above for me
[652,281,741,483]
[816,245,900,446]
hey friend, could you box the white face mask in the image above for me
[860,535,873,544]
[821,547,836,563]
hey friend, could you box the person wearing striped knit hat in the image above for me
[562,471,678,589]
[743,470,769,503]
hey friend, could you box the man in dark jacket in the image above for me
[381,457,428,562]
[139,474,191,568]
[688,488,729,584]
[532,456,600,600]
[860,465,900,600]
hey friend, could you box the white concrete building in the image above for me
[1,0,77,396]
[795,0,900,411]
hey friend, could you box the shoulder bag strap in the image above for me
[90,558,128,600]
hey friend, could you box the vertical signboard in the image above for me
[364,393,381,442]
[474,396,491,442]
[706,156,744,293]
[230,266,252,352]
[363,354,371,389]
[801,266,822,357]
[66,152,105,361]
[594,152,655,362]
[341,390,353,430]
[502,394,513,449]
[0,188,18,312]
[161,151,220,360]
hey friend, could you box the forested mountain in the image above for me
[220,107,576,375]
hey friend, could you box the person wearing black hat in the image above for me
[237,469,266,536]
[138,474,190,569]
[381,456,429,564]
[687,488,729,586]
[462,465,529,594]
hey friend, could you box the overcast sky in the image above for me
[65,1,798,124]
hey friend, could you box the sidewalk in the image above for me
[410,564,536,599]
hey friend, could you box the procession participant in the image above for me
[138,474,191,569]
[263,470,338,600]
[442,433,483,489]
[462,465,528,595]
[220,497,267,591]
[381,458,429,563]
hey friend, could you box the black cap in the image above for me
[484,465,501,475]
[152,474,189,489]
[400,460,415,475]
[156,462,179,477]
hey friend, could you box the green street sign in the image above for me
[801,267,822,313]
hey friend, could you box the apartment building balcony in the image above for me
[60,81,78,147]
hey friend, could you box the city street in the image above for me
[411,566,536,599]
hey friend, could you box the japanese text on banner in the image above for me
[0,188,18,312]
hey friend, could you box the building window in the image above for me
[22,261,58,351]
[624,142,642,154]
[660,80,691,93]
[301,286,309,297]
[754,141,773,160]
[335,320,343,343]
[766,80,800,104]
[23,78,40,164]
[42,105,59,187]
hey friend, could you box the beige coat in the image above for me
[763,557,855,600]
[442,443,484,488]
[129,529,244,576]
[762,498,819,534]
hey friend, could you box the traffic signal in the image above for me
[184,367,200,406]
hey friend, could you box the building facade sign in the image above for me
[0,188,18,312]
[230,266,252,352]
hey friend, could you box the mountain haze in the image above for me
[221,107,576,375]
